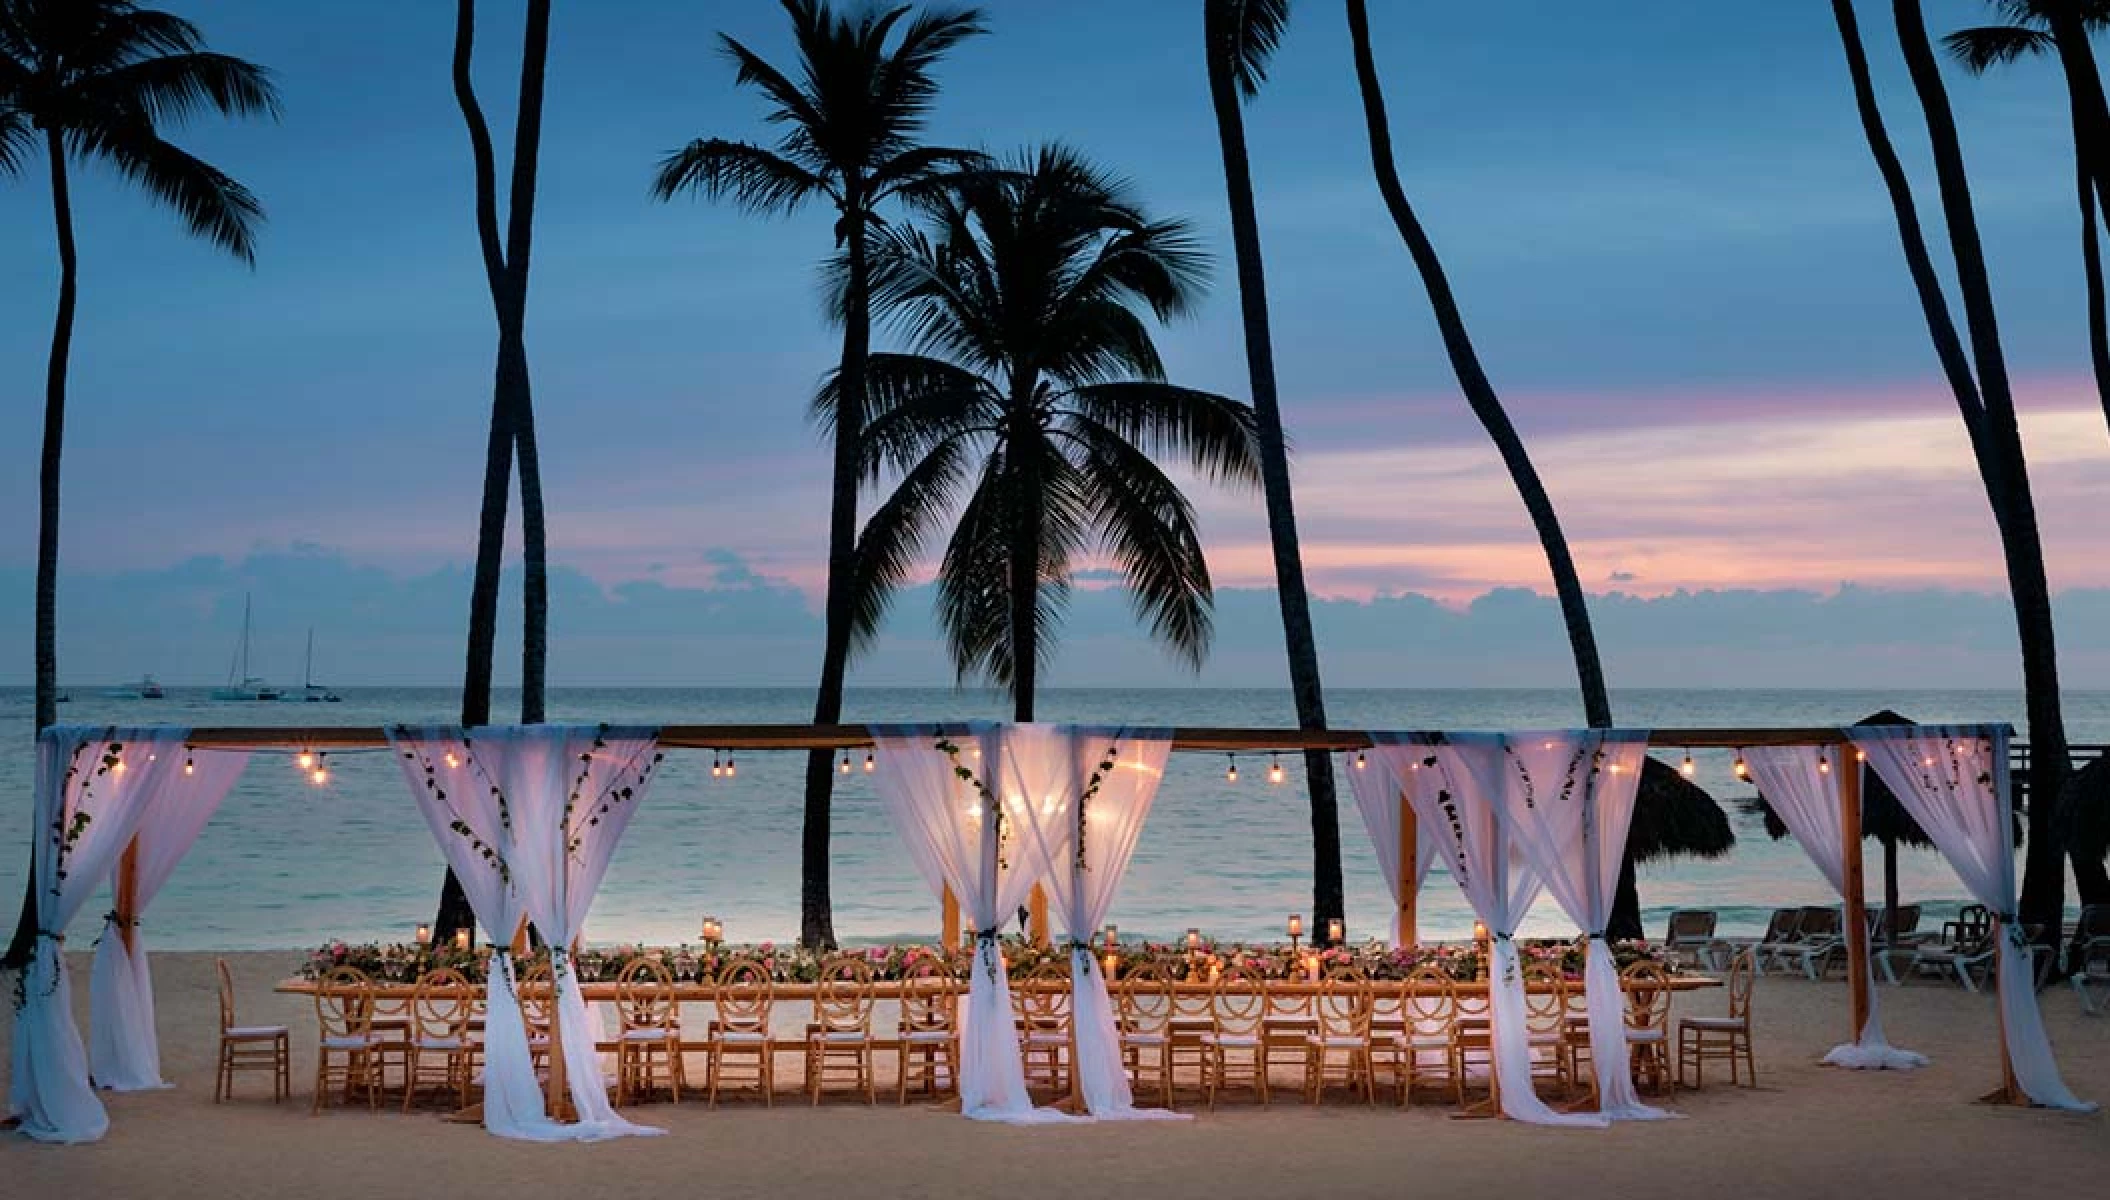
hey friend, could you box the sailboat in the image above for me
[211,595,283,701]
[301,628,341,703]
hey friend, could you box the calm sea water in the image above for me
[1,686,2103,952]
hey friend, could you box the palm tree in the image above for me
[1832,0,2078,934]
[651,0,985,950]
[0,0,277,968]
[1202,0,1346,943]
[1945,1,2110,438]
[843,146,1262,719]
[433,0,555,941]
[1344,0,1669,937]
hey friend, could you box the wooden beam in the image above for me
[940,885,960,951]
[1397,791,1418,946]
[114,837,141,956]
[1028,884,1049,947]
[1840,753,1870,1043]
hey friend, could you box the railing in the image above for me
[2008,742,2105,803]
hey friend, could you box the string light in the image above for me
[863,751,875,773]
[1733,751,1749,781]
[1855,749,1867,763]
[183,750,195,777]
[1268,753,1284,785]
[443,752,460,769]
[112,755,127,776]
[724,753,736,779]
[839,752,852,775]
[711,750,723,779]
[1818,754,1832,775]
[1680,752,1695,779]
[1355,749,1367,770]
[296,750,314,770]
[1225,754,1238,783]
[310,753,329,786]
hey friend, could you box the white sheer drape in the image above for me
[1007,725,1183,1120]
[1743,746,1926,1071]
[393,725,667,1139]
[1341,751,1438,947]
[1852,725,2092,1111]
[1495,731,1669,1120]
[9,727,189,1142]
[89,746,251,1091]
[870,723,1075,1124]
[1378,732,1605,1127]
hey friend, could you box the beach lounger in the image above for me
[1751,908,1806,975]
[1664,910,1721,970]
[1785,907,1845,980]
[2068,905,2110,1015]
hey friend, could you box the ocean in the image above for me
[1,686,2103,952]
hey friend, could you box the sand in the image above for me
[2,950,2105,1200]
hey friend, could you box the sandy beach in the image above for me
[3,950,2105,1199]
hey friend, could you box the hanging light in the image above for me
[112,755,127,776]
[724,753,736,779]
[711,750,723,778]
[1854,748,1867,763]
[183,749,196,777]
[1268,753,1284,785]
[1355,749,1368,770]
[1818,754,1832,775]
[1733,751,1749,781]
[1680,752,1695,779]
[863,750,875,773]
[296,749,314,770]
[444,751,460,769]
[1225,754,1238,783]
[310,753,330,786]
[839,752,852,775]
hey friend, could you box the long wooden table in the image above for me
[275,975,1723,1002]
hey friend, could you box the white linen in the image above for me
[1007,725,1184,1120]
[871,723,1076,1124]
[1377,732,1606,1127]
[1852,725,2093,1111]
[1743,746,1926,1070]
[9,727,189,1142]
[392,725,667,1139]
[1341,750,1438,947]
[89,746,252,1091]
[1494,731,1670,1120]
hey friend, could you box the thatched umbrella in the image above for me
[1610,755,1736,939]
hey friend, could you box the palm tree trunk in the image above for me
[512,337,547,725]
[506,0,552,726]
[5,132,81,970]
[1009,446,1041,727]
[799,190,872,951]
[1891,0,2070,940]
[1206,12,1344,942]
[2045,9,2110,437]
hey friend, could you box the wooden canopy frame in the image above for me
[134,721,2017,1107]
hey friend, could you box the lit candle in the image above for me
[1328,917,1344,945]
[700,915,723,945]
[1287,913,1304,940]
[1103,952,1119,979]
[414,923,432,947]
[1306,954,1320,983]
[452,928,471,953]
[1103,924,1118,952]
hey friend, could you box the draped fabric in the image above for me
[1007,725,1184,1120]
[1493,731,1669,1121]
[870,724,1076,1124]
[1341,751,1438,947]
[89,747,252,1092]
[1743,746,1926,1071]
[1852,725,2093,1111]
[1376,732,1605,1127]
[9,727,190,1142]
[392,725,668,1140]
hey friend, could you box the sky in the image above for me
[2,0,2107,689]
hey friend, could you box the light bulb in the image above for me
[1680,753,1695,778]
[839,753,851,775]
[863,751,875,773]
[183,755,195,776]
[724,755,736,778]
[112,758,127,776]
[296,751,314,770]
[1268,754,1284,785]
[444,752,460,769]
[1733,754,1748,780]
[711,751,722,777]
[1225,755,1238,783]
[1355,749,1367,770]
[1818,756,1831,774]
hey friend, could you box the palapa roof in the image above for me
[1629,754,1735,863]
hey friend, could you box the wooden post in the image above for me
[1028,884,1049,947]
[1840,750,1871,1043]
[1397,794,1418,945]
[941,884,960,951]
[114,837,141,956]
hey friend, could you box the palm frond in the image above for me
[718,29,827,137]
[1065,381,1262,486]
[0,109,29,177]
[650,136,831,213]
[1942,24,2053,72]
[1207,0,1291,100]
[935,451,1019,687]
[869,7,988,143]
[85,50,281,125]
[1064,415,1216,668]
[813,351,999,479]
[846,431,974,658]
[70,121,263,261]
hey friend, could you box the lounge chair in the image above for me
[2068,906,2110,1015]
[1909,915,1997,991]
[1869,904,1922,985]
[1750,908,1806,975]
[1785,907,1845,980]
[1664,910,1721,970]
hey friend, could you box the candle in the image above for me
[700,915,723,944]
[1103,924,1118,951]
[414,923,432,947]
[1305,954,1320,983]
[1472,920,1488,943]
[1328,917,1344,945]
[1103,952,1119,979]
[1287,913,1303,940]
[1185,928,1201,953]
[452,928,471,953]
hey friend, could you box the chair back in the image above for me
[2075,904,2110,942]
[1620,960,1673,1033]
[1798,906,1841,939]
[1315,964,1371,1041]
[714,956,774,1036]
[899,956,958,1034]
[1889,904,1922,937]
[1400,966,1456,1043]
[1955,903,1992,942]
[1665,910,1717,945]
[1210,965,1266,1039]
[1725,947,1756,1023]
[1520,961,1567,1039]
[1758,908,1803,944]
[1014,960,1070,1035]
[814,955,875,1036]
[515,957,555,1035]
[315,966,375,1040]
[410,967,474,1041]
[615,957,678,1034]
[217,957,238,1033]
[1116,961,1173,1037]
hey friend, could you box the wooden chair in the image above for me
[1450,981,1494,1109]
[215,957,289,1103]
[1303,965,1374,1104]
[1167,972,1215,1097]
[896,957,959,1104]
[1622,960,1676,1096]
[708,956,775,1106]
[1117,961,1176,1110]
[615,957,684,1105]
[514,957,555,1075]
[1679,947,1757,1088]
[312,966,385,1112]
[807,955,877,1105]
[402,967,475,1112]
[1202,967,1268,1109]
[1521,961,1572,1099]
[1013,960,1072,1099]
[1377,967,1457,1106]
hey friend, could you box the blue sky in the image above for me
[1,1,2105,687]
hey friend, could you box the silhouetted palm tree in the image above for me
[0,0,278,968]
[1203,0,1346,943]
[434,0,555,942]
[652,0,985,949]
[1946,1,2110,436]
[842,146,1261,718]
[1833,0,2080,930]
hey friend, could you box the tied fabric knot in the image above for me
[35,928,64,943]
[103,910,139,929]
[1492,931,1515,943]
